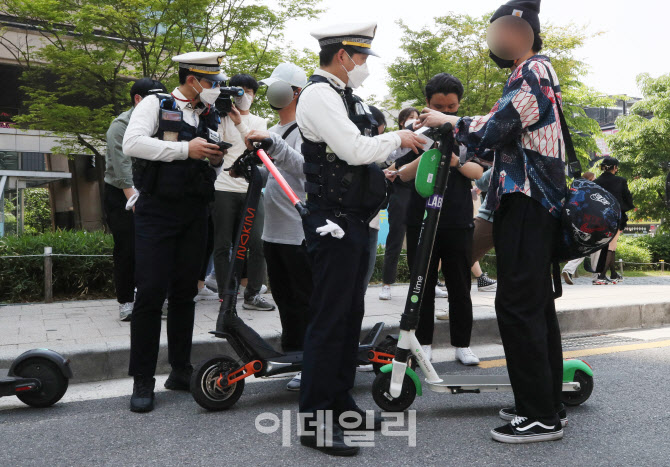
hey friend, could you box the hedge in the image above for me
[0,230,114,303]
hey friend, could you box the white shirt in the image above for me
[296,69,401,166]
[214,113,268,193]
[122,88,205,162]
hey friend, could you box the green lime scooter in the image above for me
[370,123,594,412]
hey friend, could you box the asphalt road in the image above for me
[1,331,669,467]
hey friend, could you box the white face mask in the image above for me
[192,79,220,106]
[234,92,254,111]
[342,52,370,89]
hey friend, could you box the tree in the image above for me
[386,12,614,169]
[0,0,321,157]
[607,73,670,223]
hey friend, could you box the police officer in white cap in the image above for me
[122,51,227,413]
[244,63,312,392]
[292,22,426,456]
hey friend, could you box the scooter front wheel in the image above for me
[13,357,69,408]
[561,370,594,406]
[191,355,245,411]
[372,370,416,412]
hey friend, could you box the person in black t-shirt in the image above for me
[388,73,483,365]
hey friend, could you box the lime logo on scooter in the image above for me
[426,194,443,210]
[411,295,419,303]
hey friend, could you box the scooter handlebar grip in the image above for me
[295,201,310,218]
[439,122,453,136]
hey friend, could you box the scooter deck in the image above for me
[425,375,581,394]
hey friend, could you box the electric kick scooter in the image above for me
[1,349,72,407]
[191,140,396,411]
[371,123,594,412]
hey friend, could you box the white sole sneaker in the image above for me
[491,429,563,444]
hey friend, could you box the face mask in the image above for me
[442,111,459,116]
[192,79,220,106]
[489,50,516,70]
[234,92,253,111]
[342,52,370,89]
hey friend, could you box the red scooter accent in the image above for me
[216,360,263,388]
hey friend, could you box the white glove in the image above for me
[125,187,140,211]
[316,219,345,239]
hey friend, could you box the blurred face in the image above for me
[487,15,534,61]
[427,93,460,114]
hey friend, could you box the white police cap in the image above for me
[172,51,228,82]
[260,62,308,88]
[310,22,379,57]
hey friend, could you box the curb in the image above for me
[2,302,669,384]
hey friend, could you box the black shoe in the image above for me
[164,365,193,391]
[610,272,624,283]
[300,423,360,456]
[561,271,574,285]
[491,416,563,444]
[130,377,155,413]
[336,406,384,431]
[499,407,568,427]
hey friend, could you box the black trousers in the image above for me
[299,207,370,416]
[129,195,208,377]
[406,225,473,347]
[382,184,411,284]
[103,184,135,304]
[493,193,563,422]
[263,241,312,352]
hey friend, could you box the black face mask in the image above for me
[489,50,515,69]
[441,111,459,116]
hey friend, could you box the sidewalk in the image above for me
[1,276,669,382]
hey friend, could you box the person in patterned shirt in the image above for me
[416,0,569,445]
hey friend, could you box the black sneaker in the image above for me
[491,416,563,444]
[610,272,624,283]
[130,377,155,413]
[561,271,574,285]
[477,273,497,292]
[164,365,193,391]
[300,422,360,456]
[335,407,384,431]
[499,407,568,427]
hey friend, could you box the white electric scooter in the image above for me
[370,123,594,412]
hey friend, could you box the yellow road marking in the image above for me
[479,339,670,369]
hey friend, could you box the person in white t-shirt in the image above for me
[211,74,273,311]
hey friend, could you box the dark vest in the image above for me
[299,75,388,219]
[133,94,220,203]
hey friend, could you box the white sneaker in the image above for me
[455,347,480,366]
[286,372,301,391]
[436,309,449,320]
[421,345,432,362]
[435,286,448,298]
[195,286,218,301]
[379,285,392,300]
[204,274,218,292]
[260,284,268,294]
[119,302,133,322]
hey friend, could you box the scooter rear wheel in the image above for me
[372,370,416,412]
[191,355,245,411]
[561,370,594,406]
[13,358,69,408]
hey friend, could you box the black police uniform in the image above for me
[298,75,388,418]
[128,94,220,378]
